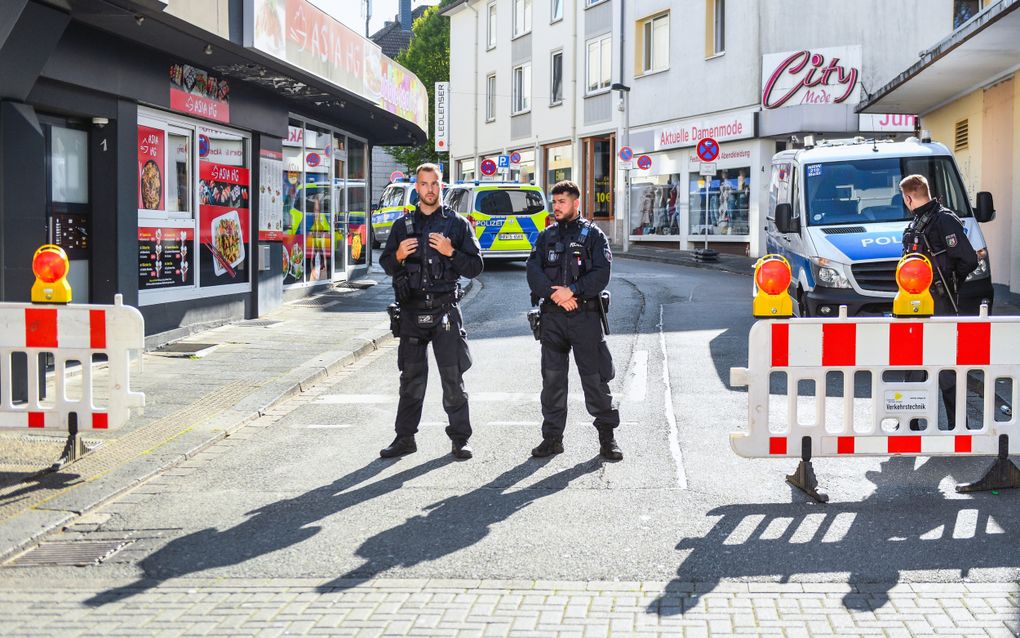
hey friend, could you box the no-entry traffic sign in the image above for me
[480,158,498,176]
[636,155,652,170]
[697,137,720,162]
[510,151,522,165]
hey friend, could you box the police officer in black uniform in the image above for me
[526,180,622,460]
[900,173,979,430]
[379,163,484,459]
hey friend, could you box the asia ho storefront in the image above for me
[0,0,427,340]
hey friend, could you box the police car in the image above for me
[371,180,420,249]
[766,135,995,316]
[443,181,551,259]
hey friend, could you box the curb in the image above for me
[614,250,755,277]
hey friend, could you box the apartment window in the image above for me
[586,34,612,94]
[512,63,531,114]
[550,50,563,105]
[639,12,669,74]
[486,2,496,49]
[486,73,496,122]
[513,0,532,38]
[953,0,980,28]
[706,0,725,56]
[586,0,608,6]
[551,0,563,22]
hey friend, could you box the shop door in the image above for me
[346,138,368,276]
[332,133,348,280]
[43,120,91,301]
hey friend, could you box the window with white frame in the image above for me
[550,50,563,105]
[486,2,496,49]
[586,0,608,6]
[640,13,669,74]
[709,0,725,56]
[513,0,532,37]
[586,34,612,94]
[512,63,531,114]
[486,73,496,121]
[551,0,563,22]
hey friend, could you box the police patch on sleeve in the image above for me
[945,233,958,248]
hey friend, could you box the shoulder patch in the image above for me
[945,233,958,248]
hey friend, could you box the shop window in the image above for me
[583,135,613,219]
[346,138,368,268]
[550,50,563,105]
[544,142,573,187]
[197,126,250,290]
[302,123,332,284]
[638,12,669,75]
[631,173,682,237]
[283,119,305,285]
[512,63,531,114]
[509,149,535,183]
[167,132,191,213]
[586,35,612,94]
[689,166,750,236]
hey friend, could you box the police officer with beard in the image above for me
[526,180,622,460]
[900,173,979,430]
[379,164,484,459]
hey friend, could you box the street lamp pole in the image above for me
[612,82,630,254]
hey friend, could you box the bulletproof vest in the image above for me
[543,221,592,287]
[399,209,459,293]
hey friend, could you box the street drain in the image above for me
[5,540,134,567]
[154,342,219,358]
[291,297,340,308]
[242,319,285,327]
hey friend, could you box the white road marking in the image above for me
[624,350,648,402]
[659,305,688,489]
[296,423,356,429]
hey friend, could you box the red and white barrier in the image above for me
[730,308,1020,460]
[0,295,145,432]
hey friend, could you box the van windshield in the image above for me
[803,156,971,226]
[474,189,546,216]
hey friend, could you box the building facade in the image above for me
[443,0,960,256]
[0,0,427,342]
[859,0,1019,300]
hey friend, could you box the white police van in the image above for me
[766,135,995,316]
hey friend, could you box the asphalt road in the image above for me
[6,256,1019,611]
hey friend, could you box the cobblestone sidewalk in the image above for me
[0,578,1017,637]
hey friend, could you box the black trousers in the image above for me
[394,304,473,442]
[909,293,958,429]
[539,307,620,440]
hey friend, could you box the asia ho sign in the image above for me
[761,46,861,110]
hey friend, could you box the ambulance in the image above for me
[443,181,551,259]
[766,135,996,316]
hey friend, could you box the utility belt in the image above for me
[541,298,602,313]
[387,288,463,338]
[528,290,611,340]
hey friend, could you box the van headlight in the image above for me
[812,258,851,288]
[966,253,990,281]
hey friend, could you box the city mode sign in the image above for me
[761,46,861,110]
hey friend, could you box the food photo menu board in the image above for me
[138,226,193,290]
[199,160,251,287]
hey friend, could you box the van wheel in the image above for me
[797,290,810,317]
[370,231,381,249]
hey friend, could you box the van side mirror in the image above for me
[975,191,995,223]
[774,203,799,234]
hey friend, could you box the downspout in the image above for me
[464,1,480,174]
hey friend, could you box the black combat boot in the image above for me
[452,440,473,460]
[380,436,417,458]
[531,438,564,458]
[598,432,623,461]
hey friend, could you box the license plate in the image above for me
[499,233,524,241]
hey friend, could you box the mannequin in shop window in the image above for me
[717,177,732,235]
[639,188,654,234]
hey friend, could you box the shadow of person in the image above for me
[648,455,1018,617]
[318,456,603,592]
[84,455,453,607]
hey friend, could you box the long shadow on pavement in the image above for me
[317,456,604,591]
[650,456,1020,614]
[84,455,454,607]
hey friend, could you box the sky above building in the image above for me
[308,0,441,38]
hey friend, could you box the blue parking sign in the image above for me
[497,154,510,168]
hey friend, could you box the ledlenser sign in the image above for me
[246,0,428,133]
[761,46,861,110]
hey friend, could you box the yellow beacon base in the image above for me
[892,253,934,318]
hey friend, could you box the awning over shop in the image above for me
[857,0,1020,116]
[49,0,428,145]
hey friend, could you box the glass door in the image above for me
[346,137,368,275]
[332,133,347,279]
[44,120,91,301]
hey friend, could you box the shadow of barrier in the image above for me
[731,310,1020,501]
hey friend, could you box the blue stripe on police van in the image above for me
[826,232,903,261]
[479,223,503,249]
[517,217,540,244]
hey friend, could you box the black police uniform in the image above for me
[380,204,484,448]
[526,214,620,449]
[902,199,979,430]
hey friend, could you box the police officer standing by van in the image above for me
[379,163,484,459]
[526,180,622,460]
[900,173,979,429]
